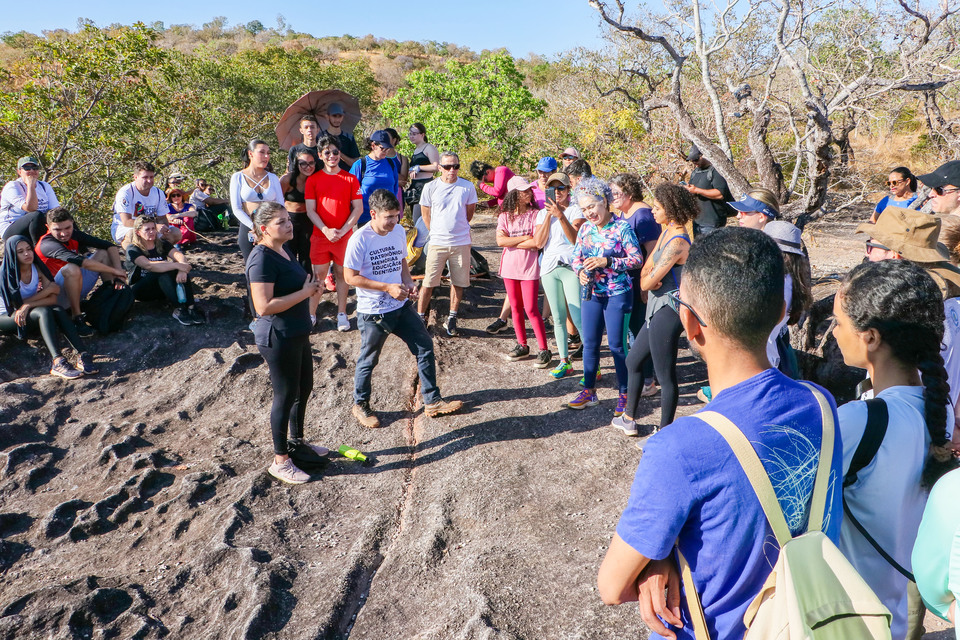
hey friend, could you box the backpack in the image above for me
[680,384,892,640]
[83,283,135,334]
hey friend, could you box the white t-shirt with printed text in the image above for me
[0,180,59,236]
[111,183,170,242]
[344,224,408,315]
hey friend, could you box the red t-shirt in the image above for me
[304,170,362,230]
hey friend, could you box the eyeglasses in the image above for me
[440,164,460,170]
[666,291,708,327]
[865,240,890,254]
[321,149,340,157]
[20,164,38,171]
[933,186,960,196]
[298,160,316,167]
[886,179,905,186]
[560,155,574,160]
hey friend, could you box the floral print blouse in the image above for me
[572,218,643,297]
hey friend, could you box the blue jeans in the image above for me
[581,291,632,392]
[354,301,442,405]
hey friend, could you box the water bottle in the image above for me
[176,283,187,304]
[338,445,367,462]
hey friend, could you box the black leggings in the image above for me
[625,306,684,428]
[238,224,254,262]
[627,285,654,382]
[131,272,195,308]
[2,210,46,245]
[0,305,85,359]
[258,333,313,455]
[289,212,313,273]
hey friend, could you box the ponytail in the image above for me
[241,139,269,169]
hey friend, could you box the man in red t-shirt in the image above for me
[305,135,363,331]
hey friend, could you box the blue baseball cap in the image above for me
[369,130,394,149]
[537,156,558,172]
[729,194,778,220]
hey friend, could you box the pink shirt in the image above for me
[497,209,540,280]
[479,166,516,208]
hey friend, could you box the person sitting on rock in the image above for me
[36,207,127,337]
[111,160,182,248]
[124,216,204,326]
[0,156,59,244]
[166,188,197,246]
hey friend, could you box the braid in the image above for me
[917,350,958,487]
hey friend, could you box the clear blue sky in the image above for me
[4,0,610,58]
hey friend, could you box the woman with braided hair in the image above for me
[833,259,959,639]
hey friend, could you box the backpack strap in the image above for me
[843,399,888,488]
[359,156,367,182]
[677,550,712,640]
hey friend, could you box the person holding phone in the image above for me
[246,202,328,485]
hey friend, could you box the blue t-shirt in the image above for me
[618,206,660,279]
[616,369,844,640]
[350,156,400,227]
[874,194,918,216]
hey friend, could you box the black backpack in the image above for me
[83,283,135,334]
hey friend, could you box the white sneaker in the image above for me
[611,415,638,436]
[268,458,310,484]
[641,381,659,397]
[336,312,350,332]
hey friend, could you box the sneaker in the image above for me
[641,381,660,397]
[611,415,639,436]
[505,344,531,361]
[267,458,310,485]
[614,391,628,417]
[485,318,508,334]
[568,333,582,349]
[173,308,191,326]
[352,401,381,429]
[443,315,458,337]
[73,314,94,338]
[337,312,350,332]
[75,353,99,375]
[424,399,464,417]
[50,357,82,380]
[533,349,552,369]
[564,388,598,410]
[569,342,583,359]
[324,272,337,292]
[697,386,713,403]
[579,369,601,387]
[188,306,206,325]
[287,440,330,466]
[550,359,573,379]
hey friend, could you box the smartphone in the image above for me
[546,187,557,203]
[679,180,687,186]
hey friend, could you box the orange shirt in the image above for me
[304,170,362,229]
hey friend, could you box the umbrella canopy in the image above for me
[275,90,362,151]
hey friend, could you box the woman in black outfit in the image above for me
[0,235,95,379]
[279,150,317,272]
[405,122,440,224]
[245,201,328,485]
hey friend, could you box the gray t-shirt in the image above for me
[343,223,408,314]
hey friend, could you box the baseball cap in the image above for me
[369,130,394,149]
[168,171,185,182]
[729,194,779,220]
[561,147,579,159]
[917,160,960,189]
[686,145,702,162]
[17,156,40,169]
[506,176,533,192]
[855,207,949,262]
[763,221,803,255]
[537,157,558,173]
[327,103,345,116]
[546,172,571,187]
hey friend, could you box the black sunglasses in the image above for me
[933,186,960,196]
[667,291,707,327]
[20,164,39,170]
[298,160,316,167]
[440,164,460,170]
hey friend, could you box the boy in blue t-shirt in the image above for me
[597,227,844,640]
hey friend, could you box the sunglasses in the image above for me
[865,241,890,253]
[321,149,340,157]
[298,160,316,167]
[933,186,960,196]
[666,291,708,327]
[440,164,460,170]
[886,179,905,186]
[549,185,569,191]
[20,164,39,170]
[560,155,574,160]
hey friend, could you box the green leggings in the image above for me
[541,265,583,358]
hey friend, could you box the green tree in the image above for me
[380,53,545,162]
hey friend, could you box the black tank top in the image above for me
[284,179,305,204]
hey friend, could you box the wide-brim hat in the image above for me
[855,207,949,263]
[763,221,803,255]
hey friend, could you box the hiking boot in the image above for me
[443,315,458,337]
[352,401,381,428]
[424,399,463,417]
[75,352,99,375]
[337,312,350,332]
[485,317,508,334]
[614,391,628,417]
[268,458,310,485]
[697,386,713,404]
[579,369,601,387]
[324,272,337,292]
[50,357,82,380]
[505,344,531,361]
[533,349,552,369]
[611,415,639,436]
[188,306,206,325]
[73,314,94,337]
[550,359,573,379]
[641,380,660,397]
[173,308,191,326]
[564,389,598,410]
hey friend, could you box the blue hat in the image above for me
[327,102,344,116]
[537,156,558,172]
[369,130,394,149]
[728,194,778,220]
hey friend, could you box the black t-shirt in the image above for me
[125,241,173,283]
[324,130,361,171]
[286,143,320,174]
[245,244,311,343]
[690,165,734,229]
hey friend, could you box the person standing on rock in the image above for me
[343,189,463,429]
[685,145,734,239]
[245,201,329,485]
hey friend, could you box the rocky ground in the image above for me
[0,211,953,639]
